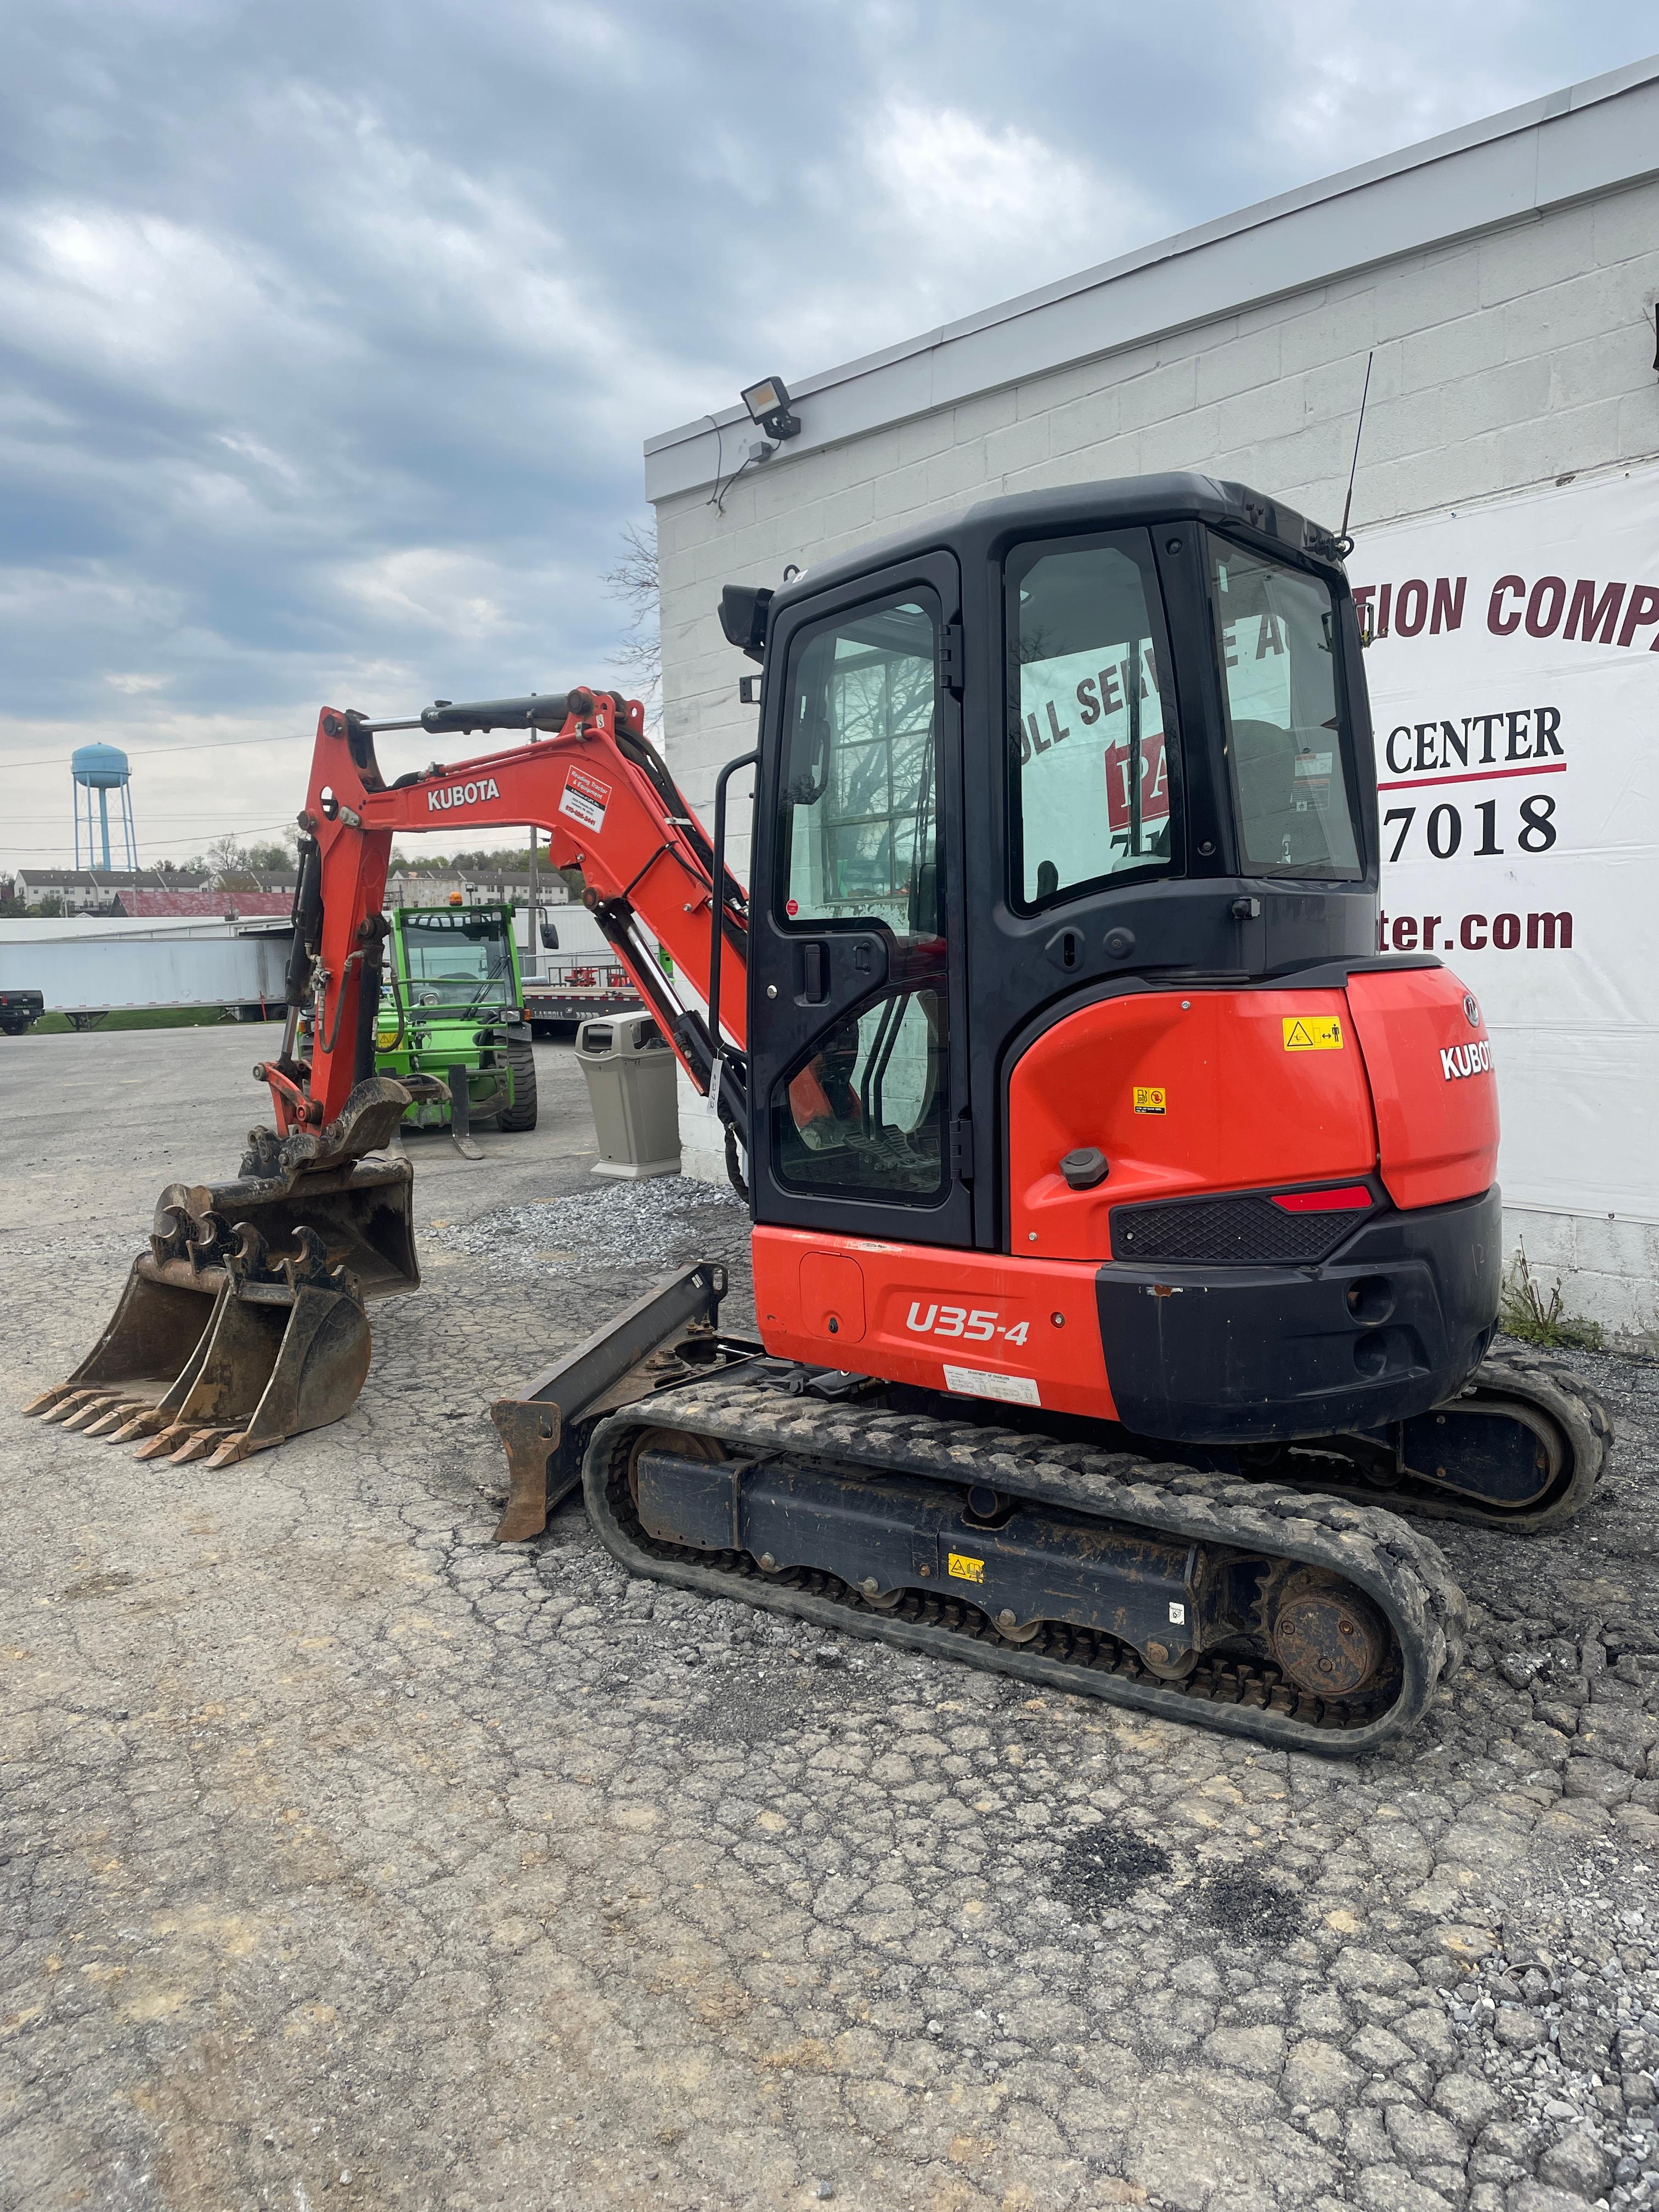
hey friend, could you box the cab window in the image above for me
[777,595,940,940]
[1007,533,1179,910]
[776,988,947,1201]
[1210,537,1362,877]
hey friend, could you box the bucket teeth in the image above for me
[22,1383,76,1419]
[168,1427,238,1465]
[133,1423,195,1462]
[110,1407,172,1441]
[60,1393,131,1432]
[128,1422,245,1465]
[40,1388,110,1427]
[81,1399,149,1437]
[204,1431,269,1469]
[25,1382,166,1440]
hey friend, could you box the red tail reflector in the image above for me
[1271,1185,1372,1214]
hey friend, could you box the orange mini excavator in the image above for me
[32,475,1611,1753]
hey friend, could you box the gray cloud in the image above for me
[2,0,1652,860]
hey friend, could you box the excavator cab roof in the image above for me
[760,472,1350,634]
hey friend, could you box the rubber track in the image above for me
[583,1374,1468,1757]
[1286,1353,1615,1535]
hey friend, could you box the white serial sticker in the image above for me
[558,765,612,833]
[943,1364,1041,1407]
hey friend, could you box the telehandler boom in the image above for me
[31,474,1611,1752]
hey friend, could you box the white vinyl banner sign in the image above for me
[1355,464,1659,1218]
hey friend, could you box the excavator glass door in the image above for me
[749,552,972,1247]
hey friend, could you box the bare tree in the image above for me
[204,833,254,889]
[603,518,661,708]
[244,836,298,875]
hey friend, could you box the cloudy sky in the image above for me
[3,2,1654,870]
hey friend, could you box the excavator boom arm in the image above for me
[270,690,748,1139]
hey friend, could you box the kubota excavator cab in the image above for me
[730,473,1505,1462]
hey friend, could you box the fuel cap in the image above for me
[1060,1146,1109,1190]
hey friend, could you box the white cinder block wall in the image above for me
[646,58,1659,1347]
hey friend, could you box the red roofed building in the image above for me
[112,889,292,920]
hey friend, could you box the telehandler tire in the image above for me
[498,1030,538,1132]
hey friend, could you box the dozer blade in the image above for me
[23,1077,417,1468]
[489,1264,738,1541]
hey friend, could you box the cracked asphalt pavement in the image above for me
[2,1024,1656,2212]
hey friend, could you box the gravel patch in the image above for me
[425,1175,746,1277]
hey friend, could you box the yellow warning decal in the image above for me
[1282,1015,1344,1052]
[1133,1086,1166,1114]
[947,1553,985,1584]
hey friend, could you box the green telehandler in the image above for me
[375,898,537,1158]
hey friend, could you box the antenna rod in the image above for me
[1338,349,1374,552]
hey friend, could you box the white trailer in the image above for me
[0,930,292,1021]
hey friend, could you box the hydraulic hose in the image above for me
[285,836,323,1007]
[352,917,389,1088]
[280,834,324,1066]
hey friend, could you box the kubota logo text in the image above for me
[427,777,501,812]
[1440,1040,1493,1081]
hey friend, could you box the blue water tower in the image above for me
[72,742,139,874]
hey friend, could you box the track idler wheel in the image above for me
[627,1426,724,1510]
[1269,1567,1389,1697]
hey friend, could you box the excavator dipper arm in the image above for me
[268,688,749,1144]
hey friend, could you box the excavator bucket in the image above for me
[24,1078,420,1470]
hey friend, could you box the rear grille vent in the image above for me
[1109,1194,1370,1266]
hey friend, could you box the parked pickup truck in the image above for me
[0,987,44,1036]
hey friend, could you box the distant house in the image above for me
[214,873,298,897]
[15,868,210,913]
[383,868,571,909]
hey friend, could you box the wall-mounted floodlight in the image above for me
[741,375,801,442]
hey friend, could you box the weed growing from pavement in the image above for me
[1502,1246,1605,1352]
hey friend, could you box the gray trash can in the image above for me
[575,1012,682,1179]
